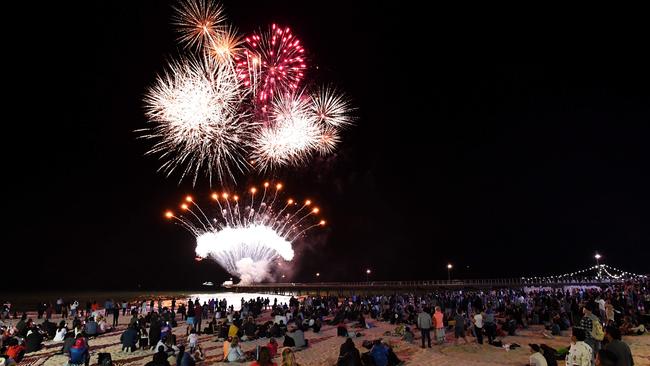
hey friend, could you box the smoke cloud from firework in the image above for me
[165,183,326,284]
[141,0,355,184]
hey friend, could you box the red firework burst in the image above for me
[235,24,307,107]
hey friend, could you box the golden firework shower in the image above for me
[165,182,326,283]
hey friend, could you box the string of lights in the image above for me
[521,264,647,282]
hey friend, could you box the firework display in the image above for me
[165,182,325,283]
[235,24,306,105]
[141,56,254,185]
[141,0,355,184]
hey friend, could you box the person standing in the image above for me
[70,301,79,318]
[433,306,445,345]
[473,308,484,345]
[581,302,602,364]
[194,301,202,333]
[603,326,634,366]
[112,305,120,327]
[454,309,469,345]
[416,307,432,348]
[567,328,593,366]
[484,307,497,345]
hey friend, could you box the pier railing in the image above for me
[228,277,629,292]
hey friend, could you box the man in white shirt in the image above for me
[529,343,548,366]
[473,309,484,344]
[566,328,593,366]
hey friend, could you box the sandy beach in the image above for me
[6,307,648,366]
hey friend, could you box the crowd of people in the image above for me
[0,279,647,366]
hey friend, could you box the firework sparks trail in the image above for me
[141,56,256,185]
[172,0,226,51]
[311,85,355,127]
[165,182,326,284]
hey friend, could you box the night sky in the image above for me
[5,1,649,291]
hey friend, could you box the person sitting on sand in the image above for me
[176,344,203,366]
[229,320,240,338]
[285,325,307,348]
[337,323,349,337]
[267,337,279,357]
[4,339,25,363]
[226,336,247,362]
[402,326,414,344]
[121,324,138,352]
[337,337,362,366]
[280,348,301,366]
[24,325,44,353]
[250,346,277,366]
[223,336,232,359]
[54,321,67,342]
[528,344,548,366]
[84,317,98,337]
[370,340,389,366]
[96,315,110,334]
[69,334,90,366]
[243,316,257,340]
[150,345,171,366]
[312,318,322,333]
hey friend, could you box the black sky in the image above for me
[4,1,649,291]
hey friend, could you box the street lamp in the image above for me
[316,272,320,280]
[366,269,371,282]
[447,264,453,282]
[595,253,602,278]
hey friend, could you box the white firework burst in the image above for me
[311,86,354,127]
[141,56,254,185]
[172,0,226,51]
[250,92,321,171]
[165,183,326,284]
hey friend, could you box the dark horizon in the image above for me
[3,1,649,291]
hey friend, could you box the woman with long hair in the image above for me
[281,347,300,366]
[226,336,246,362]
[250,346,277,366]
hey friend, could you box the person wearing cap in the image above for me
[529,344,548,366]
